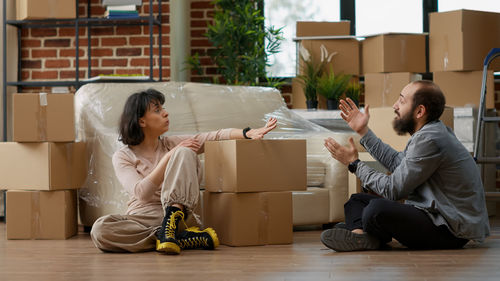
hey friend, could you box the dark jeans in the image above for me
[344,193,469,249]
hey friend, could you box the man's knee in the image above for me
[361,199,392,226]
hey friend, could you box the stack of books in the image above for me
[104,4,139,19]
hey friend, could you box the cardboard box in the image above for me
[203,191,293,246]
[296,21,350,37]
[13,93,75,142]
[0,142,87,190]
[364,72,422,107]
[433,70,495,108]
[429,9,500,72]
[369,107,454,151]
[362,33,426,74]
[205,140,306,192]
[292,188,330,226]
[17,0,76,20]
[299,37,361,76]
[6,190,77,239]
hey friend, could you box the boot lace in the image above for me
[180,236,209,249]
[164,210,185,239]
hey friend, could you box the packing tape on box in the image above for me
[31,192,41,239]
[258,194,269,244]
[37,92,48,141]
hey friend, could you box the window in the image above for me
[264,0,340,77]
[355,0,422,36]
[438,0,500,13]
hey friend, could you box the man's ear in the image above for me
[415,104,427,120]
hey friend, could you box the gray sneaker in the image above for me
[320,228,380,252]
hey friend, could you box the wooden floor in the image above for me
[1,219,500,281]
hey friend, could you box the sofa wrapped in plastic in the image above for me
[75,82,360,227]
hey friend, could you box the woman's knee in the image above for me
[173,146,197,158]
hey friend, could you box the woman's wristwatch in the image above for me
[348,159,361,174]
[243,127,251,139]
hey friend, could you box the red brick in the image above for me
[130,37,151,46]
[142,25,161,35]
[206,67,218,75]
[191,49,207,56]
[152,68,170,79]
[161,37,170,45]
[130,58,151,67]
[191,11,204,18]
[144,47,170,56]
[60,70,85,79]
[31,28,57,37]
[207,11,215,18]
[21,60,41,69]
[91,27,114,36]
[142,3,169,14]
[75,38,99,47]
[78,6,86,17]
[91,69,114,77]
[91,6,106,16]
[74,59,99,67]
[21,29,29,37]
[191,1,214,9]
[199,57,214,65]
[115,68,144,75]
[32,70,58,79]
[102,59,128,67]
[191,30,206,37]
[60,49,85,57]
[45,59,71,68]
[191,39,210,47]
[21,70,30,80]
[21,50,29,58]
[92,48,114,57]
[117,26,141,35]
[21,39,41,48]
[191,20,208,28]
[101,37,127,46]
[32,49,57,58]
[59,28,86,37]
[44,39,71,47]
[116,48,142,56]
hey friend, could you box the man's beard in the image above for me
[392,110,415,135]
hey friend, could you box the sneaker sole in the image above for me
[320,228,380,252]
[156,240,181,255]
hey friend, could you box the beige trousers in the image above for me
[91,147,202,253]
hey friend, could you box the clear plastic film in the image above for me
[75,82,359,226]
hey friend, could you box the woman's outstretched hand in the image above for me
[246,117,278,139]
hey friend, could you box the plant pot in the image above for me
[306,100,318,111]
[326,99,338,110]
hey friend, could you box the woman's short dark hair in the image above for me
[118,89,165,145]
[411,80,446,123]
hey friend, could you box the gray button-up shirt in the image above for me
[357,120,490,242]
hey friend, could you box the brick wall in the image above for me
[189,0,216,83]
[20,0,170,88]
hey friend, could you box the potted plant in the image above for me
[317,69,351,110]
[345,82,362,107]
[296,45,334,110]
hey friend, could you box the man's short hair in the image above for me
[411,80,446,123]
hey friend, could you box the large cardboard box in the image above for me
[205,140,306,192]
[433,70,495,108]
[13,93,75,142]
[364,72,422,107]
[17,0,76,20]
[369,107,454,151]
[362,33,426,74]
[299,37,361,76]
[6,190,77,239]
[429,9,500,72]
[0,142,87,190]
[296,21,350,37]
[203,191,293,246]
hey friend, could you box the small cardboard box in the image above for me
[368,107,454,151]
[433,70,495,108]
[13,93,75,142]
[364,72,422,107]
[0,142,87,190]
[299,37,361,75]
[362,33,426,74]
[429,9,500,72]
[205,140,306,192]
[203,191,293,246]
[296,21,350,37]
[6,190,77,239]
[17,0,76,20]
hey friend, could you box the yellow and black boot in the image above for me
[156,206,185,255]
[177,226,220,250]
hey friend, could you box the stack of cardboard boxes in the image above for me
[202,139,306,246]
[0,93,87,239]
[430,9,500,109]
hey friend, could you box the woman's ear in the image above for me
[139,117,146,128]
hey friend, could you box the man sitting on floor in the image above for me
[321,80,490,252]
